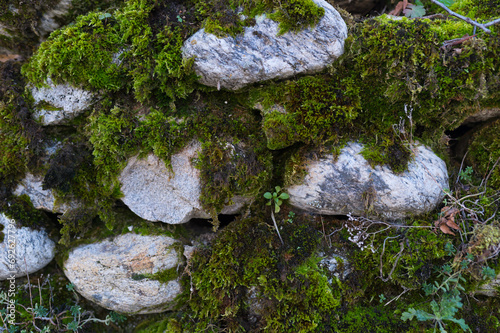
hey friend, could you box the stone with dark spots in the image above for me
[287,142,449,219]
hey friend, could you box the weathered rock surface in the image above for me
[461,107,500,126]
[287,142,449,219]
[0,213,56,280]
[182,0,348,90]
[63,233,183,314]
[119,141,249,224]
[30,78,95,125]
[13,173,75,214]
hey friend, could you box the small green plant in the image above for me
[264,186,290,245]
[264,186,289,213]
[402,264,471,332]
[458,166,474,183]
[482,266,496,280]
[0,275,124,332]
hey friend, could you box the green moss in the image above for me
[0,61,45,182]
[255,75,359,150]
[22,11,125,90]
[469,119,500,188]
[450,0,500,25]
[1,194,52,231]
[173,216,341,332]
[195,0,324,37]
[351,218,450,291]
[360,136,413,173]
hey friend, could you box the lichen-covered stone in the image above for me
[30,78,96,125]
[119,141,250,224]
[0,213,55,280]
[182,0,347,90]
[63,233,183,314]
[13,173,76,213]
[287,142,449,219]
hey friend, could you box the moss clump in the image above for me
[469,119,500,188]
[338,16,500,139]
[173,216,340,332]
[0,61,45,183]
[360,135,413,173]
[350,219,449,291]
[22,11,125,90]
[195,0,324,37]
[449,0,500,25]
[255,75,359,150]
[0,194,53,232]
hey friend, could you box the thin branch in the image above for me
[485,17,500,28]
[430,0,499,33]
[270,210,284,245]
[380,238,405,282]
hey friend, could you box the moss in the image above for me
[1,194,53,231]
[350,218,450,291]
[21,11,125,90]
[0,61,45,182]
[146,266,179,284]
[360,135,413,173]
[450,0,500,25]
[174,215,341,332]
[469,119,500,188]
[194,0,324,37]
[255,75,359,150]
[0,0,59,56]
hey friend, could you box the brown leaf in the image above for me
[440,224,456,236]
[388,0,408,16]
[445,219,461,231]
[434,217,445,228]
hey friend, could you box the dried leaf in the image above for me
[388,0,408,16]
[440,224,456,236]
[442,206,459,218]
[445,219,461,231]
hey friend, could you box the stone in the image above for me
[0,213,56,280]
[30,78,96,125]
[182,0,348,90]
[13,173,75,214]
[460,107,500,126]
[63,233,184,314]
[287,142,449,219]
[318,252,351,282]
[119,141,249,224]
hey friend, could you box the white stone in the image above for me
[182,0,348,90]
[13,173,74,214]
[287,142,449,219]
[38,0,72,37]
[119,141,250,224]
[63,233,183,314]
[0,213,55,280]
[31,78,95,125]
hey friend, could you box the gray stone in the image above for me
[38,0,73,37]
[182,0,348,90]
[119,141,250,224]
[30,78,95,125]
[318,252,351,282]
[63,233,184,314]
[13,173,75,214]
[0,213,56,280]
[461,107,500,126]
[287,142,449,219]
